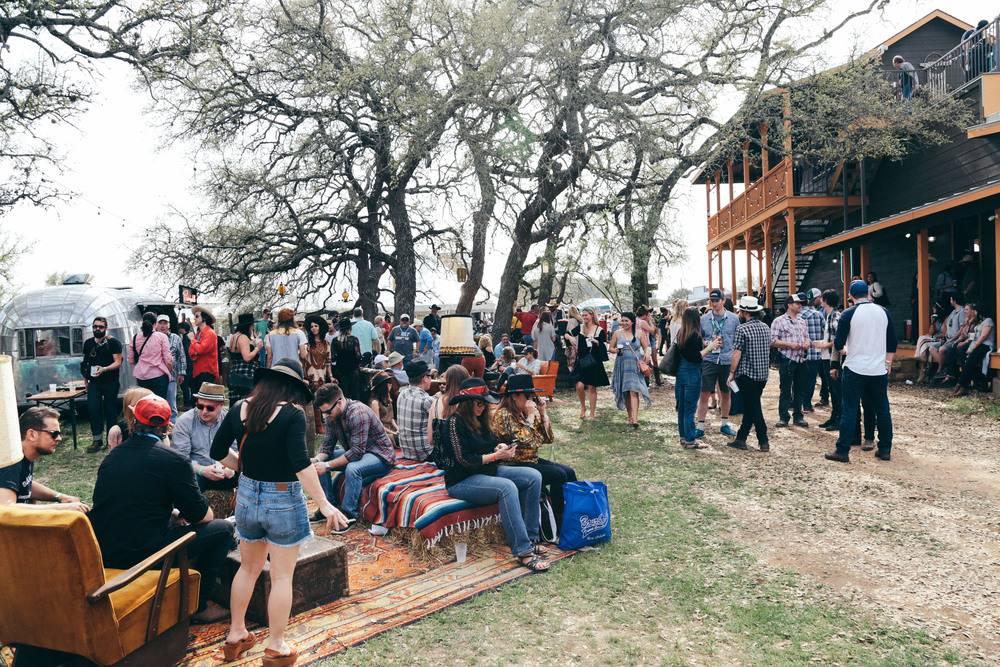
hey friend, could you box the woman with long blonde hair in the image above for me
[427,364,471,447]
[567,306,609,420]
[107,386,155,449]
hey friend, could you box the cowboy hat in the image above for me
[305,314,330,336]
[448,378,501,406]
[237,312,255,327]
[386,351,405,367]
[191,305,214,319]
[253,357,313,404]
[502,374,541,395]
[370,372,392,392]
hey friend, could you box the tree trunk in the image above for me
[386,187,416,319]
[536,232,558,306]
[457,146,495,314]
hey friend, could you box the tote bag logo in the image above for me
[579,512,609,539]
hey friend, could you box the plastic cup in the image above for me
[48,384,57,393]
[454,542,468,563]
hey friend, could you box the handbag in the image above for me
[539,494,559,543]
[624,338,651,377]
[558,481,611,550]
[228,372,254,392]
[576,352,597,370]
[659,343,680,376]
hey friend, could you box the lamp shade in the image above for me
[438,315,476,356]
[0,356,24,468]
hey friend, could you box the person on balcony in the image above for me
[891,55,918,100]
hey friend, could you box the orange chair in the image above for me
[534,361,559,398]
[0,504,200,667]
[461,356,486,379]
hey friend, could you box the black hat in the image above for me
[237,312,255,327]
[370,372,392,392]
[502,374,540,395]
[253,357,313,404]
[429,304,440,310]
[304,314,329,337]
[337,318,353,332]
[709,288,724,300]
[405,359,432,380]
[448,378,501,406]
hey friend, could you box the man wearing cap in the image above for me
[173,383,237,491]
[413,320,434,365]
[770,293,811,427]
[0,407,89,512]
[694,288,740,439]
[387,351,408,385]
[726,296,771,452]
[188,305,220,390]
[825,280,897,463]
[312,383,397,523]
[423,305,442,334]
[156,314,187,423]
[396,360,437,461]
[388,314,420,366]
[89,395,234,623]
[350,307,380,358]
[373,354,390,369]
[799,289,827,412]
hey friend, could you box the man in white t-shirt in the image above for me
[825,280,897,464]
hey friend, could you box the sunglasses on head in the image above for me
[195,404,218,412]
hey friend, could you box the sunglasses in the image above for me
[195,404,218,412]
[473,400,486,407]
[321,400,342,415]
[93,325,106,330]
[36,429,62,439]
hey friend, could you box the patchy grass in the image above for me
[947,394,1000,419]
[28,399,975,666]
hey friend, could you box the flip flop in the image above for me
[683,440,709,449]
[222,630,258,661]
[518,555,550,572]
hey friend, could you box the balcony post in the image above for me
[727,158,734,203]
[745,232,753,297]
[742,142,750,189]
[787,210,797,297]
[760,123,769,174]
[995,211,1000,335]
[757,250,763,298]
[730,240,738,302]
[764,219,773,311]
[860,244,870,279]
[917,228,931,339]
[715,170,721,216]
[708,249,713,291]
[718,246,724,291]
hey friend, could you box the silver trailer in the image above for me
[0,284,177,406]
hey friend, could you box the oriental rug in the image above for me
[0,527,574,667]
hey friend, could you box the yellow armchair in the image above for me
[0,504,200,666]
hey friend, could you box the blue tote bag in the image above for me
[558,481,611,550]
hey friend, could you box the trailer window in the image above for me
[71,328,84,355]
[20,328,73,357]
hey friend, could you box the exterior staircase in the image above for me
[770,219,834,304]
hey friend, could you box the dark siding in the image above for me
[879,18,969,89]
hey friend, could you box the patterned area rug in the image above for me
[0,526,573,666]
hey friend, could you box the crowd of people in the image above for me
[9,275,995,666]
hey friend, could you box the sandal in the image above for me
[683,440,709,449]
[518,555,550,572]
[222,630,257,661]
[532,542,549,555]
[262,647,299,667]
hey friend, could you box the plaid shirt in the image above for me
[733,319,771,382]
[822,309,841,360]
[800,307,825,361]
[167,332,187,378]
[321,400,396,466]
[771,312,809,363]
[396,385,435,461]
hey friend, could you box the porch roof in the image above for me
[801,179,1000,253]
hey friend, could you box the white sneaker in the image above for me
[369,524,389,536]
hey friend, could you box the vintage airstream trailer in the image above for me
[0,284,177,406]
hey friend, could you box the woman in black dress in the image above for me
[565,306,610,420]
[330,318,362,400]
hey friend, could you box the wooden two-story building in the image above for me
[698,10,1000,368]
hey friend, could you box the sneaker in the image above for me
[817,419,833,429]
[861,440,875,451]
[792,418,809,427]
[719,425,737,437]
[759,443,770,452]
[330,517,357,535]
[728,439,748,450]
[824,452,850,463]
[369,524,389,536]
[774,420,789,428]
[801,407,815,414]
[817,400,829,407]
[692,428,705,439]
[311,509,325,522]
[825,422,840,432]
[191,604,231,624]
[874,451,891,461]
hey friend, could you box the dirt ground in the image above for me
[665,379,1000,663]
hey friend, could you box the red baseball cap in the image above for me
[133,395,171,426]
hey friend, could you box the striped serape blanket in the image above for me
[330,459,501,548]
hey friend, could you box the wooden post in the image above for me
[706,182,712,218]
[708,249,713,290]
[995,212,1000,340]
[742,142,750,190]
[917,228,930,339]
[757,250,763,296]
[783,90,793,195]
[727,158,734,203]
[860,244,870,279]
[842,250,849,305]
[760,123,769,174]
[745,232,753,297]
[786,210,797,296]
[715,171,721,215]
[718,246,724,291]
[764,219,774,311]
[730,240,738,302]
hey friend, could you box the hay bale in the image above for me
[204,489,235,519]
[383,521,508,564]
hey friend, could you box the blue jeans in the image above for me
[777,357,808,422]
[447,466,542,558]
[235,476,312,547]
[166,380,178,423]
[320,449,392,518]
[803,360,821,408]
[674,358,701,442]
[522,334,533,347]
[87,380,119,444]
[836,368,893,457]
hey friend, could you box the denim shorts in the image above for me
[235,475,313,547]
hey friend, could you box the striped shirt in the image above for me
[733,319,772,382]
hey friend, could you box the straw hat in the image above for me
[194,382,227,402]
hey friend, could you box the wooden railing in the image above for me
[708,158,790,243]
